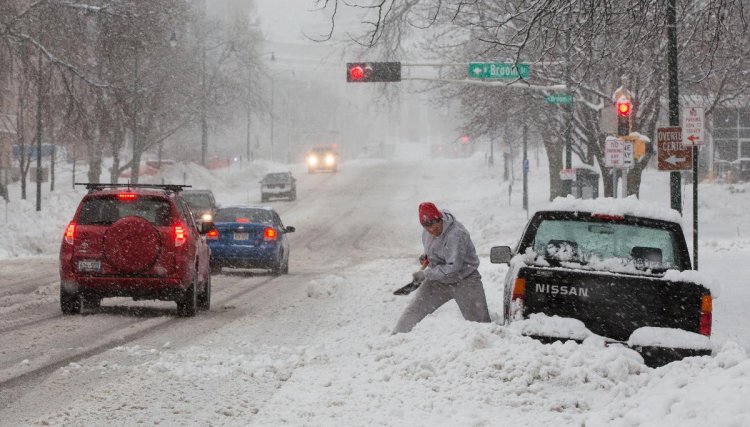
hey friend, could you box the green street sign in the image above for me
[546,94,573,104]
[468,62,530,79]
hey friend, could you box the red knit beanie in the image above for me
[418,202,441,225]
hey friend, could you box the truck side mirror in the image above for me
[490,246,513,264]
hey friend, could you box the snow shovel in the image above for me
[393,262,427,296]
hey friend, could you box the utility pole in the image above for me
[199,0,208,166]
[35,42,43,212]
[667,0,681,214]
[489,133,494,167]
[271,76,276,161]
[523,124,529,215]
[562,5,574,197]
[131,43,141,183]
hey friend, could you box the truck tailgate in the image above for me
[520,267,710,341]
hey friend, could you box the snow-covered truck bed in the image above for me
[490,197,715,366]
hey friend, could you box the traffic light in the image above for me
[616,98,632,136]
[346,62,401,83]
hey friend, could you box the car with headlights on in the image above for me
[305,146,338,173]
[183,189,217,223]
[59,183,215,317]
[207,206,295,275]
[260,172,296,202]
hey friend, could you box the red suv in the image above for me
[59,184,215,317]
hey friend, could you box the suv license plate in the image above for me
[234,232,249,241]
[78,260,101,272]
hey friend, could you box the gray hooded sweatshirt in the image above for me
[422,210,480,284]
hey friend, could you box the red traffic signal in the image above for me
[349,65,365,81]
[346,62,401,83]
[460,135,470,144]
[616,99,632,117]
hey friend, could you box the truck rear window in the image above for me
[78,196,173,226]
[531,219,682,270]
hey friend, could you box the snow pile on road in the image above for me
[306,275,344,299]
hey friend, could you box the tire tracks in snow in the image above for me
[0,273,282,410]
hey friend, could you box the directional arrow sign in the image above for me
[681,106,705,146]
[665,155,686,165]
[657,127,692,171]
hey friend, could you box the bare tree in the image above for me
[317,0,749,198]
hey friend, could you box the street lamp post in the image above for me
[200,27,208,166]
[131,41,141,182]
[270,73,274,162]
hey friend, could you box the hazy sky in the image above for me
[253,0,365,45]
[253,1,334,44]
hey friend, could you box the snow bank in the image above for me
[628,327,712,350]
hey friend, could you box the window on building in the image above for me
[715,140,738,161]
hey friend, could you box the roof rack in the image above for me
[75,183,192,193]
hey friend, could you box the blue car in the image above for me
[207,206,295,275]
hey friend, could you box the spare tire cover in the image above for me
[104,216,162,274]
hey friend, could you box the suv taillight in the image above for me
[64,222,76,245]
[264,227,277,241]
[700,294,712,336]
[206,229,219,240]
[174,224,187,247]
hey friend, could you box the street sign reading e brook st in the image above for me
[546,94,573,104]
[468,62,530,79]
[657,127,693,171]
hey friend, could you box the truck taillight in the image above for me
[64,222,76,245]
[206,229,219,240]
[174,224,187,247]
[264,227,277,241]
[700,294,712,336]
[591,213,625,221]
[509,278,526,320]
[512,278,526,302]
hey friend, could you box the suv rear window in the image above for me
[183,193,214,210]
[78,196,173,226]
[263,173,291,183]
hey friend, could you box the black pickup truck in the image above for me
[491,199,714,367]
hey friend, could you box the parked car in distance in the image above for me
[59,183,216,317]
[207,206,295,275]
[306,146,338,173]
[260,172,296,202]
[183,189,217,223]
[490,197,714,367]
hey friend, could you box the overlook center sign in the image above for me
[657,127,692,171]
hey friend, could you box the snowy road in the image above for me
[0,160,436,423]
[0,156,748,426]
